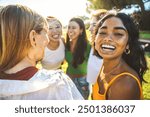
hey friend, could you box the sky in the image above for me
[1,0,149,25]
[0,0,88,25]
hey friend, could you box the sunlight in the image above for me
[0,0,88,25]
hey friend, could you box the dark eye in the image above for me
[114,33,123,37]
[99,32,106,35]
[56,25,61,29]
[49,27,53,30]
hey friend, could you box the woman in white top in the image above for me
[87,9,107,85]
[41,16,65,70]
[0,5,83,100]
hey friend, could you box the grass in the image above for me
[140,31,150,39]
[143,52,150,99]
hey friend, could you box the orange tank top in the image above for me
[92,72,143,100]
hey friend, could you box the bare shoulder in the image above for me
[106,74,141,100]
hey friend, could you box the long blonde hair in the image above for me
[0,5,46,76]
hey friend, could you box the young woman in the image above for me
[65,18,91,99]
[92,12,147,100]
[41,16,65,70]
[0,5,83,100]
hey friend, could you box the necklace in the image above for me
[100,62,122,82]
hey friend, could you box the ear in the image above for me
[126,44,129,49]
[124,44,129,52]
[29,30,36,47]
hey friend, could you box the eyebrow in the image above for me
[100,26,127,32]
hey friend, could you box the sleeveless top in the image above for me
[41,39,65,70]
[92,72,143,100]
[87,48,103,84]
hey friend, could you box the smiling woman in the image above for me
[92,11,148,100]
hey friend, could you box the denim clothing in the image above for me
[72,77,89,100]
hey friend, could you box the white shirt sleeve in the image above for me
[0,69,84,100]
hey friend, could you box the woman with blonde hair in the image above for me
[41,16,65,70]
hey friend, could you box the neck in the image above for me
[4,56,36,74]
[47,39,60,50]
[70,39,77,52]
[103,58,123,74]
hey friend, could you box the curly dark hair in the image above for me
[93,12,148,82]
[66,18,88,68]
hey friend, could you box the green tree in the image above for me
[87,0,145,12]
[86,0,150,30]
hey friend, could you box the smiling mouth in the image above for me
[101,44,116,51]
[52,34,59,39]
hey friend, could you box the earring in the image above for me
[125,48,130,54]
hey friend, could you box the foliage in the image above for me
[87,0,145,12]
[86,0,150,30]
[143,52,150,99]
[140,31,150,39]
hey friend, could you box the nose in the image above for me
[104,34,113,42]
[89,25,94,32]
[68,28,73,34]
[52,28,57,33]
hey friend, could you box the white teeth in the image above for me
[53,35,59,38]
[102,44,115,49]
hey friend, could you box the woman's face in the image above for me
[89,17,97,37]
[48,19,62,41]
[67,21,82,41]
[95,17,128,60]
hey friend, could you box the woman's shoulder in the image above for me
[107,72,141,99]
[33,69,70,82]
[34,69,83,99]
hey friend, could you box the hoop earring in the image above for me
[125,48,130,54]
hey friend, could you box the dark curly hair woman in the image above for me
[92,12,147,100]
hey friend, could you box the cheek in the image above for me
[120,37,128,49]
[94,37,101,51]
[48,31,52,36]
[58,29,62,35]
[44,36,49,46]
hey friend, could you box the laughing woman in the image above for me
[41,16,65,70]
[65,18,91,99]
[92,12,147,100]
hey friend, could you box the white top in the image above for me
[41,39,65,70]
[87,48,103,84]
[0,69,83,100]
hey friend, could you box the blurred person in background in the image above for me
[65,17,91,99]
[87,9,107,98]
